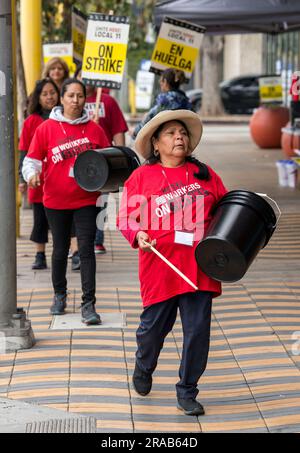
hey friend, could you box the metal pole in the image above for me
[0,0,35,351]
[0,0,17,327]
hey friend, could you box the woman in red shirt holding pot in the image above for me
[22,79,110,325]
[118,110,227,415]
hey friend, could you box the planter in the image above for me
[250,105,289,149]
[292,129,300,156]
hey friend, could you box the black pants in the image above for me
[71,201,107,245]
[136,291,212,400]
[45,206,99,304]
[290,100,300,127]
[95,201,108,245]
[30,203,49,244]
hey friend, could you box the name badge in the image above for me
[174,231,194,246]
[69,167,74,178]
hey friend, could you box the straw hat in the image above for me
[135,109,203,159]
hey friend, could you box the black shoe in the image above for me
[32,252,47,270]
[132,362,152,396]
[81,302,101,325]
[71,251,80,271]
[177,398,205,416]
[50,293,67,315]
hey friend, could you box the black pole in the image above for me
[0,0,34,352]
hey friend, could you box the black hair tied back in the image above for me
[186,156,210,181]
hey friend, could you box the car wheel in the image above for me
[192,99,201,112]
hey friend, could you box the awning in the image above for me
[154,0,300,34]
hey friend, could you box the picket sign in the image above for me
[259,76,283,103]
[150,16,205,80]
[72,6,88,65]
[43,42,76,75]
[81,13,130,90]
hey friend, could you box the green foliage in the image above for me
[42,0,72,42]
[128,42,153,80]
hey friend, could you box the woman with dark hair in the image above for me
[18,78,60,269]
[43,58,78,268]
[22,78,110,325]
[75,64,128,255]
[118,110,227,416]
[133,68,192,138]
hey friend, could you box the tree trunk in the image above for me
[200,35,225,117]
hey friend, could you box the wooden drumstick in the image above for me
[142,240,198,291]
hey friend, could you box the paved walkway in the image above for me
[1,125,300,433]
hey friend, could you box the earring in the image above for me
[154,149,159,157]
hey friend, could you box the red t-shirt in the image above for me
[117,162,228,307]
[27,119,110,209]
[19,113,45,203]
[85,93,128,144]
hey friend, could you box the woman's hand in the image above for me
[28,174,41,189]
[136,231,156,252]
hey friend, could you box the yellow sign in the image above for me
[152,37,199,73]
[43,43,76,75]
[82,41,127,75]
[73,29,86,61]
[72,7,87,65]
[150,16,205,80]
[82,14,130,89]
[259,76,283,103]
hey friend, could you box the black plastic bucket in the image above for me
[74,146,140,192]
[195,190,278,282]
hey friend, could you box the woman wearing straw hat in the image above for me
[117,110,228,415]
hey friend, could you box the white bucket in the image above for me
[285,160,298,188]
[276,160,288,187]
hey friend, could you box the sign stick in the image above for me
[143,240,198,291]
[94,8,111,121]
[94,87,102,122]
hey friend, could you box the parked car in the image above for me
[186,74,270,114]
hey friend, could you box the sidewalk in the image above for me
[1,124,300,433]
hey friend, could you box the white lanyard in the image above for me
[59,121,86,138]
[161,165,189,210]
[161,165,194,245]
